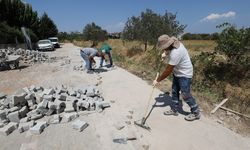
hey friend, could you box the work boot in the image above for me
[184,112,201,121]
[86,70,94,74]
[163,109,179,116]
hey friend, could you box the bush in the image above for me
[126,46,143,57]
[215,24,250,65]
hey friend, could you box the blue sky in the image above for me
[24,0,250,33]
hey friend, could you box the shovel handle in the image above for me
[155,72,159,80]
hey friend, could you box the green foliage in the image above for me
[57,32,83,42]
[215,24,250,64]
[182,33,219,40]
[122,9,186,51]
[0,0,58,43]
[0,0,39,34]
[82,22,108,45]
[38,13,58,39]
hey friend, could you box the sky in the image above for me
[24,0,250,34]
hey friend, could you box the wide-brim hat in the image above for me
[156,34,180,50]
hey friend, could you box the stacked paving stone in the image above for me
[0,85,110,136]
[0,48,50,64]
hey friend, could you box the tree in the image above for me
[0,0,39,33]
[0,22,23,44]
[215,23,250,64]
[122,9,186,51]
[38,13,58,39]
[82,22,108,46]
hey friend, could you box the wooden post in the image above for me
[210,98,228,114]
[219,106,250,119]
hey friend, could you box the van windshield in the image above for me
[49,39,58,42]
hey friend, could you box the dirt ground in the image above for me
[0,43,249,150]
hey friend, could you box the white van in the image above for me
[48,37,60,48]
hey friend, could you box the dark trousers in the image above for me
[171,75,199,114]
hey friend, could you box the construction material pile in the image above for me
[0,85,110,136]
[0,48,49,64]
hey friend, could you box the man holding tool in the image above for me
[153,34,200,121]
[80,47,104,74]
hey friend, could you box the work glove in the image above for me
[161,51,170,61]
[153,80,160,87]
[161,52,167,59]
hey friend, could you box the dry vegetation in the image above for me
[73,39,250,136]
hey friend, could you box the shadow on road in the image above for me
[151,92,190,116]
[93,68,108,73]
[0,65,29,71]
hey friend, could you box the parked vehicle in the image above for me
[37,40,54,51]
[48,37,60,48]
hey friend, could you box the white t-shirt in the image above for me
[168,43,193,78]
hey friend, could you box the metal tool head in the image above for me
[113,138,127,144]
[134,119,151,131]
[113,137,137,144]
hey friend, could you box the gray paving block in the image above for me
[20,117,29,123]
[71,119,88,132]
[76,92,81,98]
[18,120,35,133]
[25,93,35,100]
[64,101,75,112]
[35,92,43,104]
[35,86,43,92]
[63,112,78,122]
[0,122,4,128]
[77,86,87,94]
[7,111,20,123]
[58,93,67,101]
[30,85,36,92]
[40,99,48,108]
[67,96,77,101]
[30,113,43,120]
[11,93,27,106]
[49,114,60,124]
[7,106,20,114]
[30,121,47,135]
[0,92,6,99]
[43,94,53,101]
[86,87,95,97]
[3,96,11,107]
[42,88,55,95]
[77,100,90,110]
[48,101,57,110]
[68,89,77,96]
[58,86,67,94]
[98,101,110,109]
[19,106,28,118]
[26,110,37,118]
[23,87,32,94]
[25,93,36,106]
[0,122,18,136]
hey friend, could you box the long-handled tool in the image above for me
[113,137,137,144]
[134,73,159,131]
[134,59,163,131]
